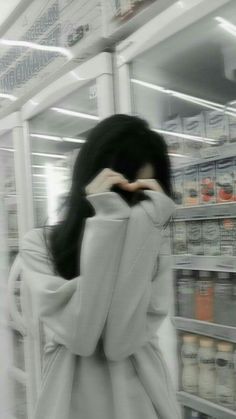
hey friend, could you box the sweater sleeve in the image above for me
[20,192,130,357]
[102,191,175,361]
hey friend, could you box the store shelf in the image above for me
[174,202,236,221]
[177,391,236,419]
[8,238,18,249]
[8,366,26,385]
[176,143,236,169]
[173,255,236,272]
[172,317,236,343]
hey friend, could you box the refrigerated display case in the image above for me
[116,0,236,417]
[5,52,115,419]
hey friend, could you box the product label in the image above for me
[195,280,214,321]
[187,221,203,255]
[229,115,236,143]
[184,165,199,206]
[183,113,205,156]
[202,220,220,256]
[162,116,184,154]
[172,169,184,205]
[172,221,187,254]
[220,218,236,256]
[205,110,229,146]
[199,162,216,204]
[216,158,234,202]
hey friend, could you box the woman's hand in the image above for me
[120,178,164,193]
[85,168,164,195]
[85,168,129,195]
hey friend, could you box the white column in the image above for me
[13,121,34,241]
[117,63,132,114]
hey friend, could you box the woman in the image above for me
[20,114,182,419]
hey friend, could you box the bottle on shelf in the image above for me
[214,272,232,325]
[177,270,195,318]
[215,341,235,409]
[195,271,214,322]
[228,273,236,327]
[181,334,199,394]
[198,338,216,401]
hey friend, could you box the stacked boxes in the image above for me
[172,157,236,206]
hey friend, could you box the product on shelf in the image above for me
[198,338,216,401]
[195,271,214,322]
[176,270,195,318]
[205,110,229,147]
[214,272,232,325]
[181,334,199,394]
[229,114,236,143]
[187,221,203,255]
[216,158,235,202]
[162,116,184,155]
[228,273,236,327]
[215,341,235,409]
[219,218,236,256]
[172,168,184,205]
[199,162,216,204]
[202,220,220,256]
[184,408,210,418]
[172,221,187,254]
[183,113,205,156]
[184,165,199,206]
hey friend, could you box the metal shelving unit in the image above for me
[173,255,236,272]
[174,202,236,221]
[177,392,236,419]
[172,317,236,344]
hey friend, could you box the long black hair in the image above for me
[47,114,172,280]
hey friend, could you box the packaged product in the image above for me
[215,342,234,409]
[198,338,216,400]
[184,165,199,206]
[199,162,216,204]
[181,334,199,394]
[202,220,220,256]
[162,116,184,154]
[172,221,187,254]
[195,271,214,322]
[220,218,236,256]
[177,270,195,318]
[228,114,236,143]
[205,110,229,147]
[187,221,203,255]
[183,113,205,156]
[214,272,232,325]
[172,169,184,205]
[216,158,234,203]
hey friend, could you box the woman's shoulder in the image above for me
[21,226,53,252]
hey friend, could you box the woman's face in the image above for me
[136,163,155,180]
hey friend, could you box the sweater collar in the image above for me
[140,190,176,226]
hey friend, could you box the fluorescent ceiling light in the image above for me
[62,137,86,143]
[33,174,48,178]
[30,133,62,142]
[51,107,99,121]
[31,133,86,143]
[131,79,236,116]
[32,164,68,170]
[215,16,236,37]
[0,93,17,101]
[153,128,216,144]
[0,39,72,59]
[168,152,190,158]
[70,71,85,81]
[32,152,66,159]
[0,147,14,152]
